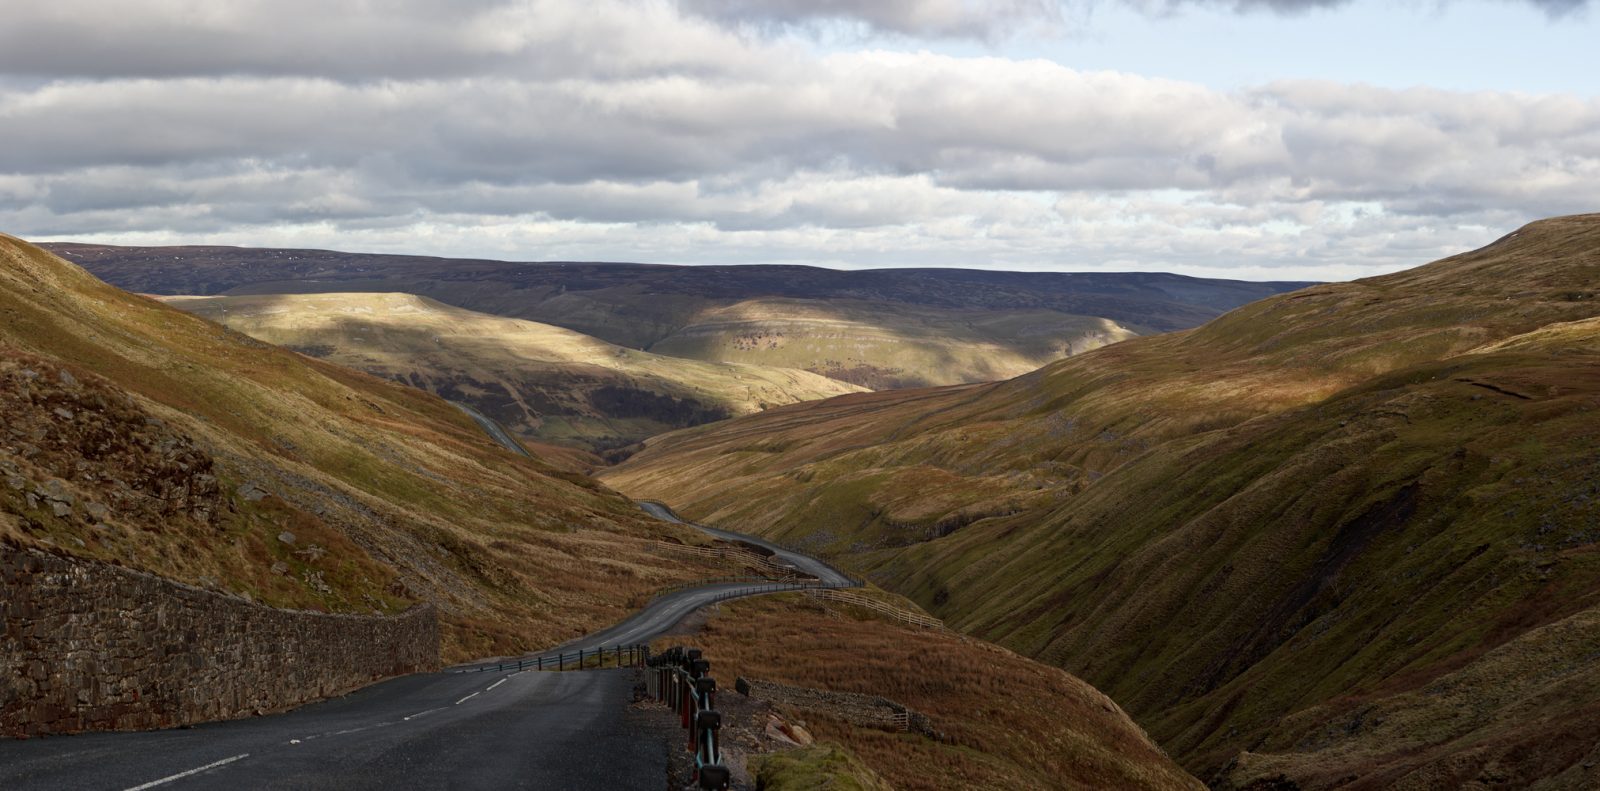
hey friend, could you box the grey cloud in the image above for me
[678,0,1065,37]
[681,0,1589,38]
[1,0,1595,280]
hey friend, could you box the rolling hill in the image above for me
[158,292,862,453]
[600,214,1600,787]
[0,233,726,662]
[46,244,1310,389]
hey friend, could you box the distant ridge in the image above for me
[46,243,1313,389]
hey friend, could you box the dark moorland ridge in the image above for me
[49,244,1312,453]
[600,213,1600,789]
[44,243,1312,340]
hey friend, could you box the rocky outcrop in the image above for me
[0,544,439,738]
[0,352,221,530]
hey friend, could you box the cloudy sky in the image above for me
[1,0,1596,280]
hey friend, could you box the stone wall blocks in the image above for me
[1,546,439,738]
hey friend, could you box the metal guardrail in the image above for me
[458,644,647,674]
[644,575,800,606]
[703,580,845,602]
[647,646,729,791]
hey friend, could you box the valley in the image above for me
[159,292,862,453]
[601,214,1600,787]
[6,3,1592,787]
[0,233,725,661]
[8,217,1598,788]
[48,243,1308,391]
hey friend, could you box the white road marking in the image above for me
[122,754,249,791]
[486,678,507,692]
[289,739,301,745]
[404,707,445,721]
[455,692,481,705]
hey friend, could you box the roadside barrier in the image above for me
[803,589,944,630]
[459,644,647,674]
[644,575,801,606]
[647,645,730,791]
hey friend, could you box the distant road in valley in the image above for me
[0,508,855,790]
[639,501,855,588]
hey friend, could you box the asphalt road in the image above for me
[454,577,845,673]
[0,668,664,791]
[638,501,855,587]
[450,401,532,458]
[0,508,855,789]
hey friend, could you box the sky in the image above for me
[0,0,1596,281]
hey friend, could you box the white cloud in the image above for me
[0,0,1595,280]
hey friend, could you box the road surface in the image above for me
[0,665,662,790]
[0,513,855,790]
[638,501,855,588]
[451,401,532,458]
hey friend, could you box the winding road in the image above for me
[0,504,857,790]
[638,502,855,588]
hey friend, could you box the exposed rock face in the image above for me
[0,545,440,738]
[0,352,221,528]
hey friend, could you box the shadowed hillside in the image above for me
[601,214,1600,787]
[159,292,862,453]
[0,234,723,662]
[47,243,1310,389]
[665,593,1204,790]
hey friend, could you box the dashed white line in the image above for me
[404,707,445,721]
[122,754,249,791]
[455,692,481,705]
[486,678,507,692]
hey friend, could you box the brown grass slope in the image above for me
[661,593,1203,790]
[603,214,1600,787]
[49,243,1308,389]
[158,292,861,453]
[0,234,721,662]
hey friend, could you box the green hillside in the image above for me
[0,234,717,662]
[161,292,862,452]
[601,214,1600,786]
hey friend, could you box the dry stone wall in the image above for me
[0,544,439,738]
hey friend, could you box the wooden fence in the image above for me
[803,588,945,630]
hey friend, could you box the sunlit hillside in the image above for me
[52,244,1308,390]
[602,214,1600,786]
[0,234,720,661]
[160,292,863,452]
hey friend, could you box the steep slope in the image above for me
[0,233,720,662]
[669,593,1204,790]
[158,292,862,452]
[48,243,1310,388]
[601,214,1600,786]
